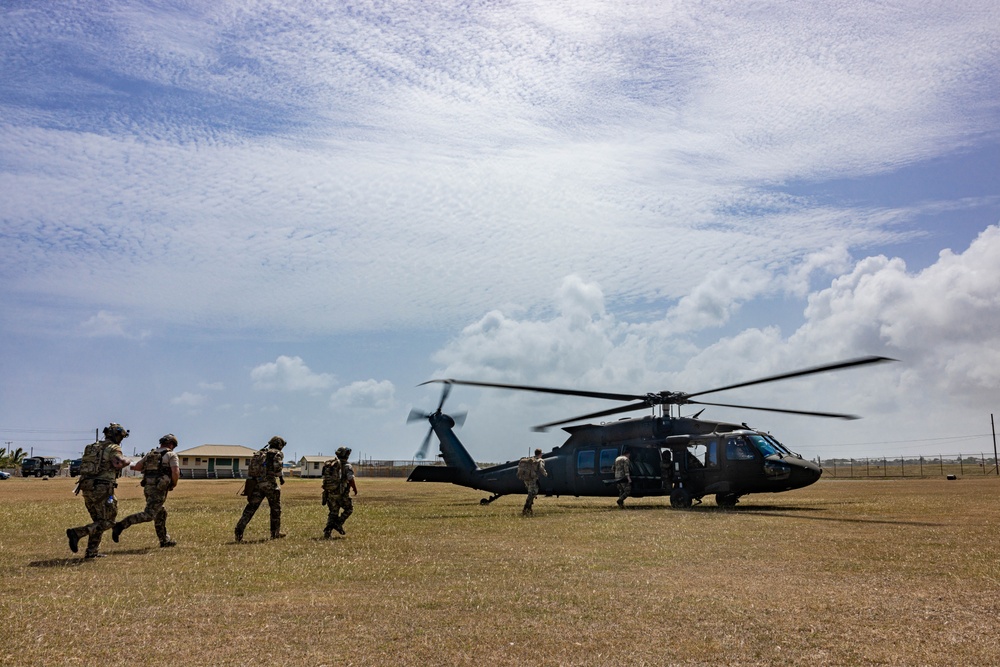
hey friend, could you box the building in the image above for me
[298,455,331,478]
[175,444,259,479]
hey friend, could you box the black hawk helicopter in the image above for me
[407,356,894,508]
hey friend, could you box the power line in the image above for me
[0,428,94,434]
[809,433,991,449]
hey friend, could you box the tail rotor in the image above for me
[408,382,466,459]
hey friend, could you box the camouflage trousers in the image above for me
[237,480,282,537]
[118,480,170,543]
[68,479,118,556]
[324,494,353,533]
[523,479,540,513]
[617,481,632,506]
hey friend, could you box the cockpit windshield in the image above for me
[760,433,796,457]
[748,434,784,458]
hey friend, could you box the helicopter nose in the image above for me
[792,460,822,488]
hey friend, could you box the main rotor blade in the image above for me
[415,428,434,460]
[531,400,652,432]
[451,411,467,428]
[687,399,860,420]
[686,356,896,399]
[421,378,644,403]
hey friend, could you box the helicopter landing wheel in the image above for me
[670,488,692,509]
[715,493,739,508]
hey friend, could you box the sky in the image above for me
[2,1,999,466]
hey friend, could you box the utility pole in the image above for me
[992,413,998,476]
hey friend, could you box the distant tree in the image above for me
[1,447,26,468]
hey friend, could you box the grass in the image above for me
[1,475,998,666]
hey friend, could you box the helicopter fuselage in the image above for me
[407,412,823,508]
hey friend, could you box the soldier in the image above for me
[613,449,632,509]
[66,423,131,559]
[112,433,180,548]
[235,436,286,542]
[322,446,357,538]
[519,448,548,516]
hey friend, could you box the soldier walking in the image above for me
[235,436,286,542]
[322,446,357,537]
[112,434,180,548]
[66,423,131,559]
[613,449,632,509]
[518,448,548,516]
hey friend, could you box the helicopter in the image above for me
[407,356,895,508]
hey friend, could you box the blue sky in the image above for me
[2,1,999,464]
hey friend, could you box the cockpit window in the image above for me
[725,437,757,461]
[760,434,794,456]
[748,434,782,457]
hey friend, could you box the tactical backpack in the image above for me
[79,441,111,478]
[516,457,538,482]
[247,449,268,478]
[322,458,343,494]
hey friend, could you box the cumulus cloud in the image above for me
[251,355,335,392]
[431,226,1000,455]
[170,391,206,409]
[80,310,150,340]
[329,380,395,410]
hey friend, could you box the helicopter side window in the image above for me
[577,450,596,476]
[599,448,618,474]
[726,437,756,461]
[705,440,719,467]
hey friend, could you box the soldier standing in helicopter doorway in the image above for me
[112,433,180,548]
[613,449,632,509]
[518,448,548,516]
[235,436,287,542]
[66,423,131,559]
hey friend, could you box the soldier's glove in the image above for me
[279,476,285,486]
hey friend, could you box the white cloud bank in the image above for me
[251,355,335,392]
[431,226,1000,456]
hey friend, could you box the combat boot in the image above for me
[323,530,331,539]
[111,522,124,543]
[66,529,79,554]
[271,531,287,539]
[234,527,244,543]
[84,552,106,559]
[332,521,345,535]
[160,538,177,548]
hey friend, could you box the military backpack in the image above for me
[516,457,539,482]
[321,458,343,494]
[79,440,113,478]
[247,449,268,478]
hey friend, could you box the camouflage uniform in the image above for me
[613,453,632,508]
[521,454,548,515]
[113,438,179,547]
[66,424,129,558]
[235,437,286,541]
[323,446,356,537]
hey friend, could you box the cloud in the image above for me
[251,355,335,392]
[170,391,206,409]
[430,225,1000,454]
[329,379,395,410]
[80,310,150,340]
[198,381,225,391]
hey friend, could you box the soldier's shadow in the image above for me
[29,547,154,567]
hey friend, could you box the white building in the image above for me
[298,455,332,478]
[176,444,259,479]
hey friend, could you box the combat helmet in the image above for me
[335,446,352,460]
[268,436,287,449]
[159,433,178,448]
[103,423,130,442]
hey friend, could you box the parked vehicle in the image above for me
[0,471,10,480]
[21,456,59,478]
[69,458,82,477]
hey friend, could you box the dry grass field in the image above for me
[1,475,998,667]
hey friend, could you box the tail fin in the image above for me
[428,413,478,472]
